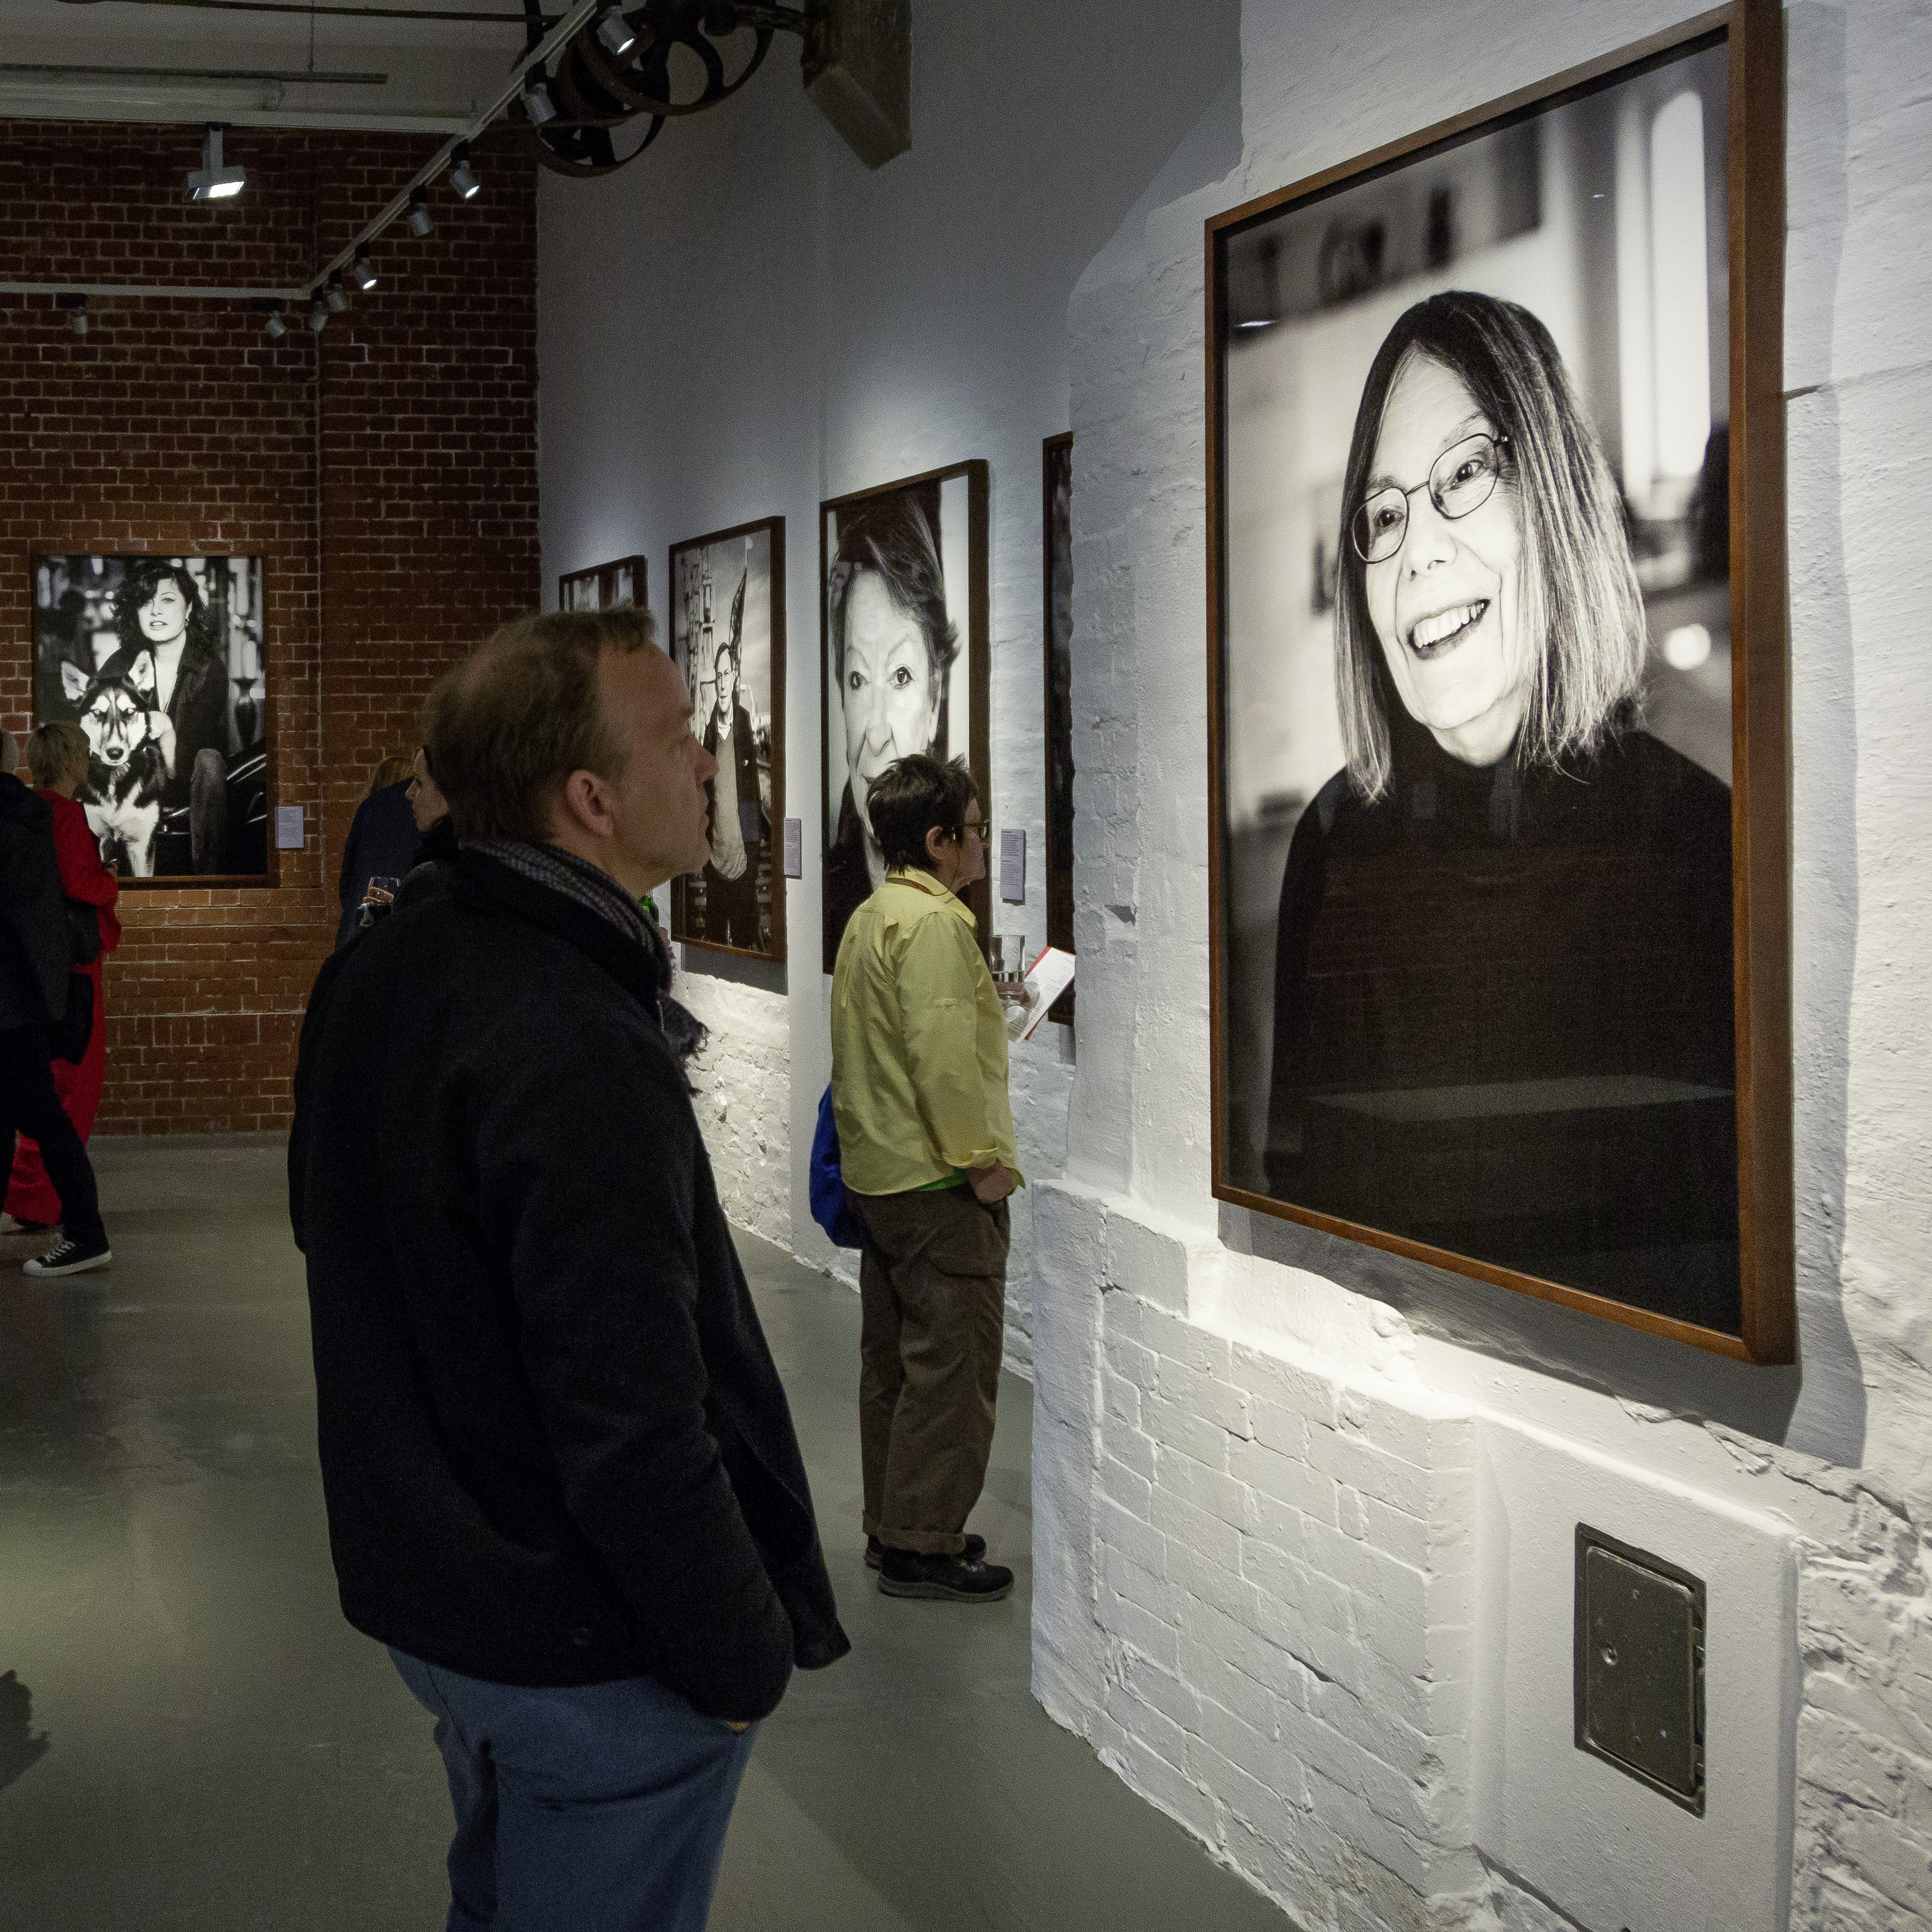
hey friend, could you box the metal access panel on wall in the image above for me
[1471,1419,1794,1932]
[1574,1525,1706,1814]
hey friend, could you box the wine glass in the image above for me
[359,876,401,928]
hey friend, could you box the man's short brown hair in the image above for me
[425,609,658,845]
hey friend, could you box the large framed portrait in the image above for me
[33,553,270,883]
[1043,431,1075,1023]
[558,554,646,615]
[668,517,785,962]
[1206,2,1791,1361]
[820,460,990,973]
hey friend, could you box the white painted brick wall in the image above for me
[1077,1281,1481,1925]
[675,970,792,1254]
[1035,4,1932,1928]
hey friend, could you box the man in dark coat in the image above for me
[0,732,111,1274]
[289,610,847,1932]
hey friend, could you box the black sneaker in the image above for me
[878,1547,1014,1602]
[867,1533,985,1571]
[23,1234,111,1278]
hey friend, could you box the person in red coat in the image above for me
[5,721,120,1231]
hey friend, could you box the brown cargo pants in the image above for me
[853,1184,1011,1557]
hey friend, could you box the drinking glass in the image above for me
[359,875,401,928]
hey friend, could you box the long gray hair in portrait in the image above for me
[1333,289,1646,801]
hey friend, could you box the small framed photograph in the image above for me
[32,552,270,882]
[820,461,989,973]
[558,554,646,615]
[1205,3,1791,1359]
[667,517,785,962]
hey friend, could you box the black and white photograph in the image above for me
[669,517,785,961]
[34,552,269,881]
[1043,432,1075,1023]
[558,554,645,615]
[1210,33,1751,1339]
[821,461,989,973]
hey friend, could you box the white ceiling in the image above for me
[0,0,536,127]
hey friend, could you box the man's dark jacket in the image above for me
[0,774,68,1032]
[289,850,849,1720]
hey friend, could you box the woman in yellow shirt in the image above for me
[830,753,1021,1602]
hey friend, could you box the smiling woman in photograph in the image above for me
[1265,290,1738,1317]
[823,492,960,962]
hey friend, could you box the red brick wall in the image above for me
[0,121,540,1131]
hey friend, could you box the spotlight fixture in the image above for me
[58,292,88,336]
[407,186,433,238]
[449,142,480,202]
[310,296,329,333]
[325,272,348,313]
[352,246,377,293]
[187,122,246,202]
[260,299,287,339]
[595,7,639,57]
[522,74,557,125]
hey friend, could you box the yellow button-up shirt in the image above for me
[830,868,1022,1196]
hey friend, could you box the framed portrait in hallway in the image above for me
[820,460,990,973]
[1204,2,1792,1360]
[32,552,270,884]
[558,554,646,615]
[668,517,785,963]
[1043,431,1075,1024]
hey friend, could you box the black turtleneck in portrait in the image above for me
[1264,709,1737,1330]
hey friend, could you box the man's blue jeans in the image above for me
[390,1649,759,1932]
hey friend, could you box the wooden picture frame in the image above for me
[1203,2,1791,1362]
[820,460,991,973]
[31,551,272,886]
[557,554,646,616]
[1043,431,1076,1024]
[666,516,786,963]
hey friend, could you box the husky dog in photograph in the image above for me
[62,650,172,878]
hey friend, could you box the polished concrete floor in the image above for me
[0,1137,1288,1931]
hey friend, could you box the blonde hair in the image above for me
[368,753,415,793]
[1333,292,1646,800]
[28,720,90,790]
[425,608,658,845]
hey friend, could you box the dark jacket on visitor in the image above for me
[334,781,420,950]
[389,814,459,916]
[0,774,68,1032]
[289,849,849,1719]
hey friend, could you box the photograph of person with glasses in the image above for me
[1260,288,1736,1326]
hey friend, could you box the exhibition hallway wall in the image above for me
[539,2,1932,1929]
[537,0,1244,1373]
[0,122,540,1131]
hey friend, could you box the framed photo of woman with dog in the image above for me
[1204,3,1790,1361]
[32,554,270,884]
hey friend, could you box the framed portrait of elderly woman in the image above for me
[820,460,991,973]
[1204,1,1792,1361]
[667,517,785,962]
[33,552,270,884]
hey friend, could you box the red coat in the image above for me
[6,790,120,1225]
